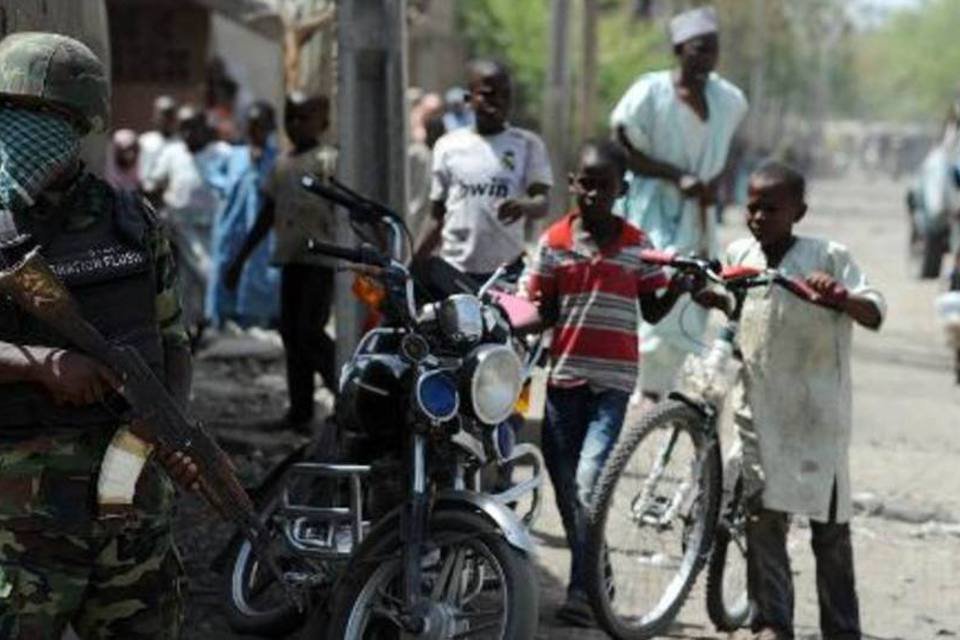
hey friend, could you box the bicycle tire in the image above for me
[584,399,722,640]
[705,476,755,631]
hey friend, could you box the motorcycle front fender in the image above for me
[363,489,537,558]
[434,489,536,556]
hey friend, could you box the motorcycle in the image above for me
[220,177,546,639]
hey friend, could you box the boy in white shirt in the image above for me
[413,60,553,281]
[718,161,884,640]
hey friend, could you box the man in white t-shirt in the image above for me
[414,60,553,280]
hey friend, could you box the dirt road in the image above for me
[178,176,960,640]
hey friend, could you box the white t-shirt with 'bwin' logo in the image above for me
[430,126,553,274]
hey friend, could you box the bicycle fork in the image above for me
[630,426,701,529]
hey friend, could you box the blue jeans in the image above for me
[542,385,629,594]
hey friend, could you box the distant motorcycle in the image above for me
[220,177,545,639]
[906,144,956,279]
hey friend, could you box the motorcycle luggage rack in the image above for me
[282,462,371,559]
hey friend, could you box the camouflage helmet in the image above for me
[0,32,109,134]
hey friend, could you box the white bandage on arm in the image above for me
[97,425,154,508]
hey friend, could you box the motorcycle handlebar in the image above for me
[300,174,359,211]
[306,239,388,267]
[300,174,404,225]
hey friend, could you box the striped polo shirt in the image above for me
[521,212,669,393]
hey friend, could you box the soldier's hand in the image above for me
[156,445,202,493]
[38,349,122,406]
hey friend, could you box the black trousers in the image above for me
[746,486,861,639]
[279,263,336,423]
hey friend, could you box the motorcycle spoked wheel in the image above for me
[303,510,538,640]
[224,487,310,637]
[224,427,342,637]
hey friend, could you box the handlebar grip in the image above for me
[781,277,819,301]
[301,174,358,210]
[780,276,845,309]
[721,265,763,280]
[307,240,387,267]
[639,249,677,266]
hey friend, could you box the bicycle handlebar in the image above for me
[638,249,841,309]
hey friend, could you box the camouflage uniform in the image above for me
[0,34,189,639]
[0,173,189,639]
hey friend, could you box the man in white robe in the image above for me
[610,6,748,397]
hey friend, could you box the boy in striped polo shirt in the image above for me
[521,140,701,625]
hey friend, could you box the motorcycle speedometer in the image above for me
[439,294,484,344]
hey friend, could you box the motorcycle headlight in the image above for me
[439,294,484,344]
[416,370,459,422]
[462,345,523,425]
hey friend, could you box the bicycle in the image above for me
[583,250,838,639]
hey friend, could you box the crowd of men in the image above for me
[0,5,888,639]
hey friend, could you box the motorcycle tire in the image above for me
[301,510,538,639]
[584,399,722,640]
[223,421,342,637]
[705,477,755,632]
[223,481,306,637]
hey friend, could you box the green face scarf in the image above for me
[0,106,81,215]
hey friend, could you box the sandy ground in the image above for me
[172,175,960,640]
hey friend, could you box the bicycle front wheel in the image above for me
[585,399,722,639]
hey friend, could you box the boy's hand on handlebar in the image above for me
[693,289,731,313]
[805,271,849,305]
[667,269,706,295]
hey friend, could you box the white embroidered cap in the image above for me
[669,6,718,45]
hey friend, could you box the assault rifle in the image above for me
[0,247,298,607]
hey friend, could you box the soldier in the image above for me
[0,33,198,639]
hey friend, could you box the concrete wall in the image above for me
[408,1,468,94]
[108,0,210,131]
[209,12,284,120]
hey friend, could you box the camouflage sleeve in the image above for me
[146,221,190,348]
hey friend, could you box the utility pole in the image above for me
[335,0,408,368]
[543,0,571,220]
[747,0,765,148]
[577,0,598,143]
